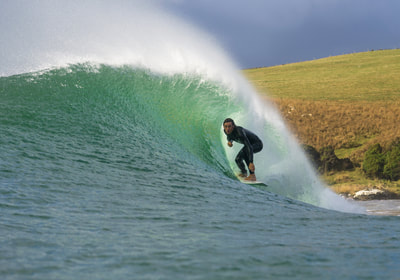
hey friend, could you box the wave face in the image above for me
[1,65,235,188]
[1,62,358,213]
[0,1,360,212]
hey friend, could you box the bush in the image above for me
[362,143,385,178]
[383,142,400,181]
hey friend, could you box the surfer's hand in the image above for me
[249,163,255,172]
[227,141,233,147]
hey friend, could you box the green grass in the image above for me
[244,49,400,101]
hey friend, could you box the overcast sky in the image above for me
[160,0,400,68]
[1,0,399,72]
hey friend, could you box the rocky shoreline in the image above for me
[300,145,400,200]
[341,187,400,201]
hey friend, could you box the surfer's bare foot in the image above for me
[244,174,256,181]
[237,173,247,178]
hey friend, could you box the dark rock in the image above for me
[319,146,354,173]
[339,158,354,171]
[302,144,321,171]
[302,145,354,174]
[353,188,400,200]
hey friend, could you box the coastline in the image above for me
[333,185,400,201]
[322,170,400,201]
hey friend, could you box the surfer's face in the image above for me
[223,122,234,135]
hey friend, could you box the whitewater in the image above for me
[1,1,400,279]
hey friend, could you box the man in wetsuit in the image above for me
[223,118,263,181]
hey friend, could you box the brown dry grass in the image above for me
[267,98,400,164]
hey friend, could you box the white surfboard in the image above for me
[236,175,268,186]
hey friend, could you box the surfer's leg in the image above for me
[244,154,256,181]
[247,142,263,174]
[243,157,254,174]
[235,148,248,175]
[238,148,254,175]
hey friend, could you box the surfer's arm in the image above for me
[226,135,233,147]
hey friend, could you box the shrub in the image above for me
[362,143,385,178]
[383,142,400,181]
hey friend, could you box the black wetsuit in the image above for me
[225,126,263,175]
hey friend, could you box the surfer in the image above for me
[223,118,263,181]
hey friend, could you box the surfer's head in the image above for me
[223,118,235,135]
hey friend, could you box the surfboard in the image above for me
[240,180,268,186]
[236,176,268,186]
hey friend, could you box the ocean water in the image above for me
[1,1,400,279]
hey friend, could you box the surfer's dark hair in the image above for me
[223,118,235,126]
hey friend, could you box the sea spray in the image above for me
[0,0,239,86]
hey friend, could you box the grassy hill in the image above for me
[245,49,400,101]
[243,49,400,196]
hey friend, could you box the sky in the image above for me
[160,0,400,68]
[1,0,399,73]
